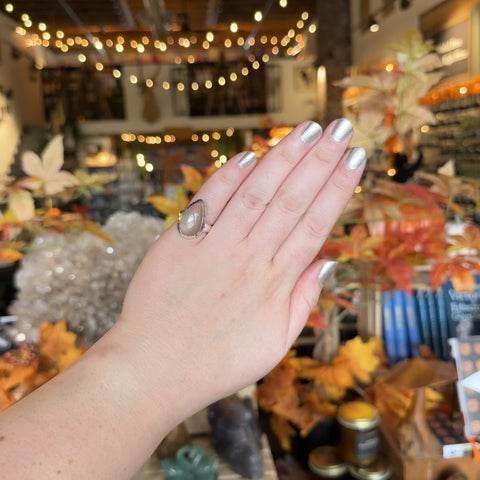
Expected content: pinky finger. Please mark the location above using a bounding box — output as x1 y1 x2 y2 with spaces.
286 261 338 347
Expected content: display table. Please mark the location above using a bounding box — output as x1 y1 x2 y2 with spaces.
132 434 279 479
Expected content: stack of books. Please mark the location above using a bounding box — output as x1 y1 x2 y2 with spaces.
380 275 480 365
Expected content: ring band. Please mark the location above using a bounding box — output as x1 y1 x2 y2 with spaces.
177 199 212 238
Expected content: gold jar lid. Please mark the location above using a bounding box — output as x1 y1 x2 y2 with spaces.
337 401 379 431
348 457 391 480
308 445 348 478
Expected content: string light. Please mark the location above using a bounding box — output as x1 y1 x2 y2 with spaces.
6 4 314 90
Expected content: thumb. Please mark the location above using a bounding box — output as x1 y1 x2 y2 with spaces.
287 261 338 346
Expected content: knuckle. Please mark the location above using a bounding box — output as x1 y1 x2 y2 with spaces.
241 185 268 211
312 145 338 167
275 189 304 216
275 146 299 167
301 211 330 241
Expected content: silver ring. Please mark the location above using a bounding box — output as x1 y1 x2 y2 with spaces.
177 199 212 238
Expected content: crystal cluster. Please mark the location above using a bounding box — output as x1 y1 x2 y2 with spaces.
9 212 164 345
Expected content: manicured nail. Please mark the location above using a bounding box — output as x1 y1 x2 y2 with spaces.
330 118 353 143
237 151 257 168
318 261 338 284
345 147 366 170
300 121 323 143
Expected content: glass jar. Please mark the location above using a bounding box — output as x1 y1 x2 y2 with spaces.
308 445 349 479
348 457 391 480
337 401 379 467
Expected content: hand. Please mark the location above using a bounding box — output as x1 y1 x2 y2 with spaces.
0 119 366 480
119 118 366 417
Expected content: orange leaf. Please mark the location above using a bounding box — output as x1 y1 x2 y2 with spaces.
270 413 296 452
307 307 327 329
38 320 86 371
0 248 24 262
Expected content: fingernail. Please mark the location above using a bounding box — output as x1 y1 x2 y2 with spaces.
330 118 353 143
300 121 323 143
237 151 257 168
318 261 338 284
345 147 366 170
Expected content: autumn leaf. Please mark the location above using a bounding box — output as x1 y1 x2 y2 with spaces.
148 186 189 228
0 344 38 391
430 256 480 292
301 362 354 401
180 164 203 193
0 241 25 263
38 320 86 372
319 224 382 262
270 413 296 452
83 220 114 243
333 336 381 385
448 224 480 254
306 307 327 329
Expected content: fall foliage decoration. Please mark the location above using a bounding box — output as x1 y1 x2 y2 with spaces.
256 337 386 451
0 135 115 260
0 320 86 411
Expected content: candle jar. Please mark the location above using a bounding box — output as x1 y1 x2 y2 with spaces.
337 401 379 467
348 457 391 480
308 445 349 479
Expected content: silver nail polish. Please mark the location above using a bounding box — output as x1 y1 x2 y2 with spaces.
318 261 338 284
345 147 366 171
330 118 353 143
237 151 257 168
300 121 323 143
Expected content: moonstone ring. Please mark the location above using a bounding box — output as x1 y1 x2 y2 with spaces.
177 199 212 238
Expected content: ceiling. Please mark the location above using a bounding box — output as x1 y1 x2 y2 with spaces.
5 0 317 39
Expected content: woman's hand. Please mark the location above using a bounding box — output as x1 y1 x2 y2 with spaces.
0 119 366 480
119 118 366 414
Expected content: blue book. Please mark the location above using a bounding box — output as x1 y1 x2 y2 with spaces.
426 289 442 359
381 291 397 365
401 290 421 357
392 290 409 360
415 289 433 352
435 288 450 361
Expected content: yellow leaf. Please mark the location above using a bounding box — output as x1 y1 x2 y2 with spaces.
84 220 114 243
333 336 381 385
180 164 204 193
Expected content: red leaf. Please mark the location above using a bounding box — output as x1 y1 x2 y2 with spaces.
307 307 327 329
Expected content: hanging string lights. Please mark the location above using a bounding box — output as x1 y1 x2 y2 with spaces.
4 1 316 91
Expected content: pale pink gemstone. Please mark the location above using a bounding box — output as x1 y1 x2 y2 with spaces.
178 200 205 237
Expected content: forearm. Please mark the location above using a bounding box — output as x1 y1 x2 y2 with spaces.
0 321 190 480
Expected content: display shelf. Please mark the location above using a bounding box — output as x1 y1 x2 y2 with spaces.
420 94 480 178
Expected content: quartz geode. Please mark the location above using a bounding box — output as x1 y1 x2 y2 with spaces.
9 211 164 345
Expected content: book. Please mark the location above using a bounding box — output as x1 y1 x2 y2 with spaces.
401 290 421 357
435 288 451 361
415 289 433 352
381 291 397 365
392 289 409 361
442 274 480 338
426 289 442 359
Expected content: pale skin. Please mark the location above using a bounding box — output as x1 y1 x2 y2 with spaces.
0 119 366 479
